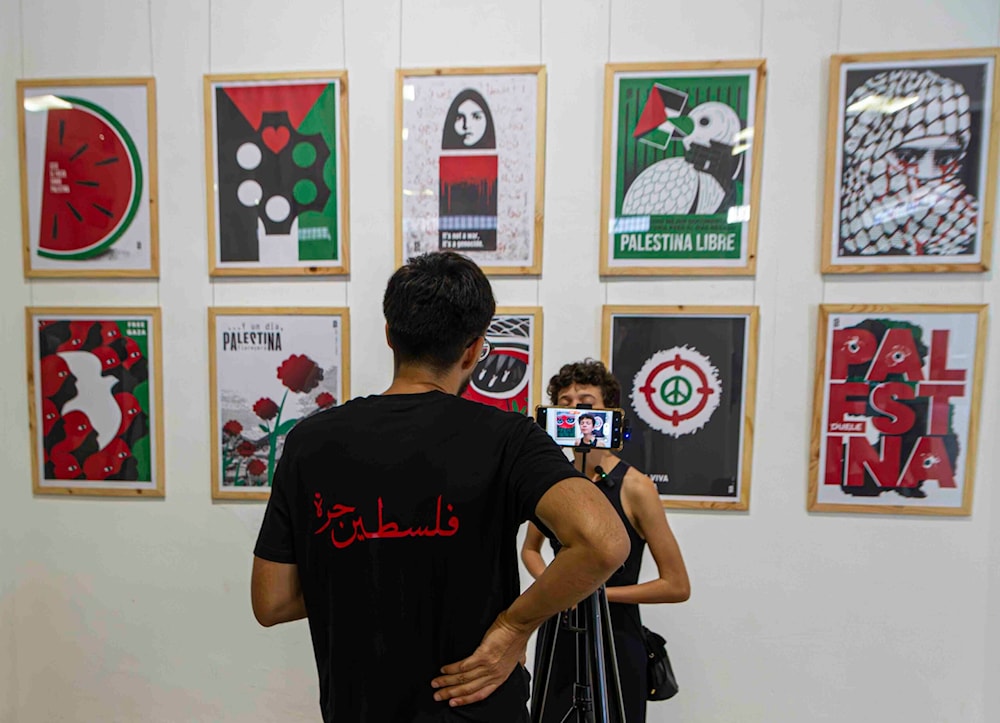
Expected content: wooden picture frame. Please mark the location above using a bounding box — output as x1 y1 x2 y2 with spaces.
821 48 1000 273
395 65 547 275
809 304 987 515
600 60 767 277
461 306 543 415
602 305 759 510
26 307 164 497
18 77 159 278
209 307 350 500
204 71 350 277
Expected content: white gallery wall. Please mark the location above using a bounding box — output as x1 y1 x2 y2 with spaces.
1 0 999 720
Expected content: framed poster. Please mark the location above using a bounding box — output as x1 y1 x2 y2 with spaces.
600 61 766 276
461 307 542 414
209 307 349 500
602 306 758 510
396 66 546 275
809 305 987 515
26 307 164 496
17 78 158 278
205 71 350 276
822 49 1000 272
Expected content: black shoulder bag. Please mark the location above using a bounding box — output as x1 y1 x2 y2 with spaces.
642 626 678 701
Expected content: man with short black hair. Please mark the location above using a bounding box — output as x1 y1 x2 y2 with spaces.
252 252 629 722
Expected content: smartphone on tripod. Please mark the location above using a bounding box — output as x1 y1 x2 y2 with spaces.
535 406 625 451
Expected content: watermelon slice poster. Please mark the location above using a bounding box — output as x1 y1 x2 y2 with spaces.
206 74 349 275
461 309 541 415
28 308 163 496
18 79 157 277
209 309 348 500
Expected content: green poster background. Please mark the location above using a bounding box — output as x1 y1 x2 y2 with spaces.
613 73 751 261
115 319 152 481
296 83 339 261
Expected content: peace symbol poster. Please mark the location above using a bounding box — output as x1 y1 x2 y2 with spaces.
603 306 758 510
600 61 766 276
27 307 164 496
18 78 158 278
460 307 542 415
809 305 986 515
822 49 999 273
396 66 546 275
205 72 350 276
209 308 349 500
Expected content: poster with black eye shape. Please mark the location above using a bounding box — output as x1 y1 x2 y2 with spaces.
205 72 350 276
809 305 987 515
822 49 1000 273
460 307 542 415
26 307 164 497
396 67 546 275
17 77 158 279
209 308 350 501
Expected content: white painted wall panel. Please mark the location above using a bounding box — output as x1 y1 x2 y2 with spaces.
0 0 998 721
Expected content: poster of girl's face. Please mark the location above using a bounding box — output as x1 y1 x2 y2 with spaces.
397 67 546 274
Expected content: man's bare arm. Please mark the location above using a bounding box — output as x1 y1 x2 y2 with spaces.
251 556 307 627
431 476 629 707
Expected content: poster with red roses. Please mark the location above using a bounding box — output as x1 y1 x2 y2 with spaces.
26 307 164 496
209 307 349 500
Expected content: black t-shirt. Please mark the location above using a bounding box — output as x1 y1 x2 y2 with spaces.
254 391 584 723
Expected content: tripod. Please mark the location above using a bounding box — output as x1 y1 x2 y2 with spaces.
529 445 627 723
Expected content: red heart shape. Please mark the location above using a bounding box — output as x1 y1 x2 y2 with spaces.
261 126 290 154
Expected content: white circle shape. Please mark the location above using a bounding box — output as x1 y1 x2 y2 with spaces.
630 345 722 437
237 180 262 207
236 142 262 170
265 195 291 222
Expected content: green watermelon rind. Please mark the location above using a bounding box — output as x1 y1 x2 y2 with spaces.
37 95 144 261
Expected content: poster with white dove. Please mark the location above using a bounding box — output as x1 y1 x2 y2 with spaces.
822 50 1000 273
600 61 766 275
27 307 164 496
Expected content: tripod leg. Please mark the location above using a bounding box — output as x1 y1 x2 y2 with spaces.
530 614 560 722
597 587 627 723
584 592 612 723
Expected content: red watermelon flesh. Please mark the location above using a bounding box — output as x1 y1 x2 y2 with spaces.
39 104 137 257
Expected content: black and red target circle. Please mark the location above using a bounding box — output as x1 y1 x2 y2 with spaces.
638 353 716 425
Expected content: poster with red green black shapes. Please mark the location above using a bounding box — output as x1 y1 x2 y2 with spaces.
18 79 157 278
206 73 349 276
28 308 163 496
210 309 349 500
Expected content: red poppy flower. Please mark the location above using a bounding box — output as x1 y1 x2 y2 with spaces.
237 441 255 457
223 420 243 436
253 397 279 420
316 392 336 408
277 354 324 394
247 459 267 477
